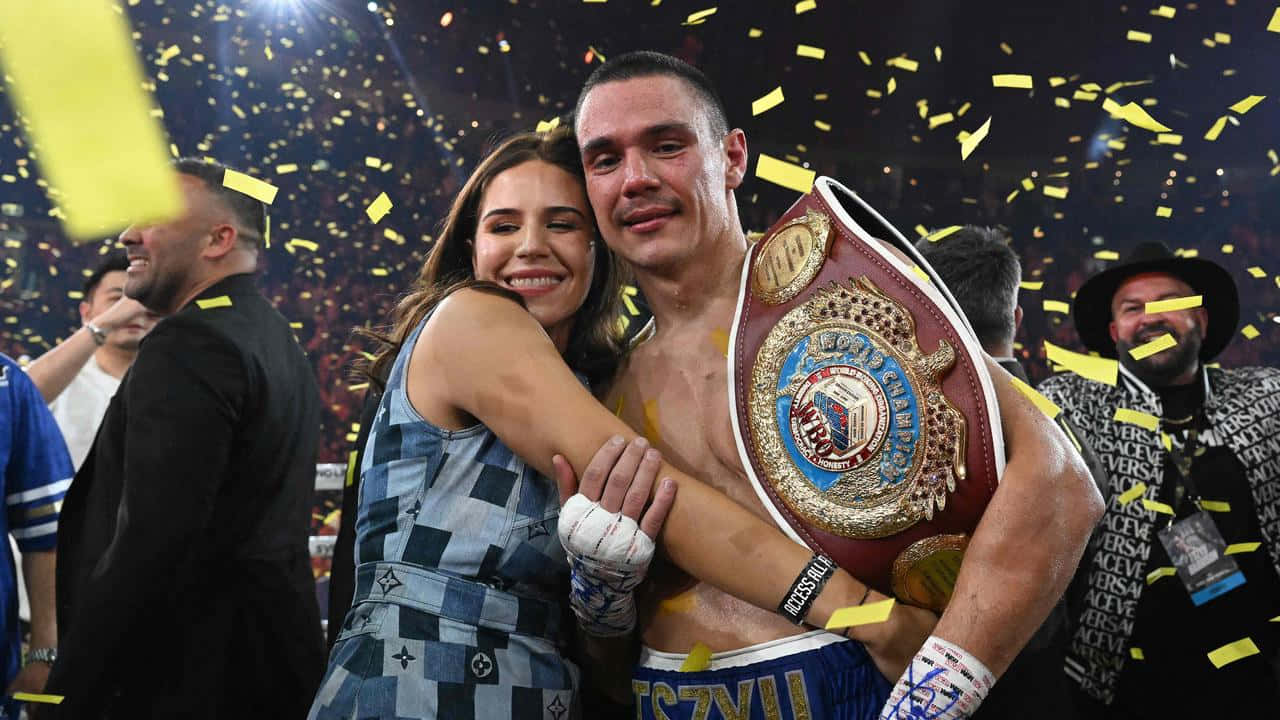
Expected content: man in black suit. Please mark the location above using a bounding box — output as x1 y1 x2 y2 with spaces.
44 159 325 718
915 225 1109 719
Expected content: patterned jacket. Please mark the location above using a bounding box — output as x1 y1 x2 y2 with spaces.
1038 364 1280 704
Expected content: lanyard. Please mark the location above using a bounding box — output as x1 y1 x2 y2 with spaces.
1162 413 1207 525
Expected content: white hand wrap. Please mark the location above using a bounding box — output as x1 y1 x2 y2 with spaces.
557 493 656 637
879 635 997 720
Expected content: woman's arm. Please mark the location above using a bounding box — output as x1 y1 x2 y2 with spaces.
417 290 923 656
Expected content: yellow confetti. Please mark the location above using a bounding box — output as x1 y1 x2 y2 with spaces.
999 42 1013 55
1154 206 1173 218
795 0 816 13
12 693 63 705
1242 324 1260 340
682 7 717 25
370 268 389 277
344 450 359 487
1225 542 1261 555
826 598 896 629
1118 483 1148 506
275 163 299 174
887 77 897 95
1043 186 1069 199
1045 341 1119 385
858 50 871 65
286 238 319 252
1102 99 1173 133
925 225 963 243
796 44 826 60
1270 8 1280 32
0 1 184 239
222 169 279 205
1142 498 1175 515
935 45 942 62
1114 408 1160 432
814 120 832 131
1199 500 1231 513
751 86 785 116
1208 638 1259 669
1156 133 1182 145
1229 95 1266 114
196 295 233 310
1019 280 1043 290
992 74 1033 89
1222 244 1235 254
1073 90 1098 102
1152 5 1176 18
1010 376 1060 419
710 328 729 357
1214 32 1232 44
1130 647 1145 660
1145 296 1201 313
535 116 561 133
756 153 815 193
679 642 713 672
1205 116 1229 141
1055 97 1071 108
960 116 992 161
1127 30 1152 43
1247 266 1267 278
928 112 955 129
1094 250 1120 261
748 28 763 38
365 156 382 168
1043 300 1071 314
1129 333 1175 360
886 56 918 72
1049 76 1067 87
366 192 393 223
1146 567 1175 584
659 588 697 614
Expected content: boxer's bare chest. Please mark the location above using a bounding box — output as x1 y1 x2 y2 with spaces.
605 324 805 651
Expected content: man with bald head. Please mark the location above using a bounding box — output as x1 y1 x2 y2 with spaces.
44 159 325 718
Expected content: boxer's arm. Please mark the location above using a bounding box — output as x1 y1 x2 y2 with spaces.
930 356 1103 676
422 290 920 653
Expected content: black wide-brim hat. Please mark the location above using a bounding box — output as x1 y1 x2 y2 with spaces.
1072 241 1239 360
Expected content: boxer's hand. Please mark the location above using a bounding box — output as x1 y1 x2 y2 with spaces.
857 596 939 682
552 437 676 636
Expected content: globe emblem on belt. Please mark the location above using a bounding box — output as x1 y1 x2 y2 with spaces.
788 364 890 474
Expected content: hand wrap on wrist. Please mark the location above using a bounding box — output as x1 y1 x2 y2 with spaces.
557 493 656 637
879 635 996 720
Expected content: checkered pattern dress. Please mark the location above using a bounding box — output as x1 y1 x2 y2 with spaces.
309 317 578 720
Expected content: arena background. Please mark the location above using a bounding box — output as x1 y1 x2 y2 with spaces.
1 0 1277 609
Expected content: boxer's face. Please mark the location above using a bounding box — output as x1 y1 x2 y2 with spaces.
471 159 596 352
576 75 744 271
1109 272 1207 385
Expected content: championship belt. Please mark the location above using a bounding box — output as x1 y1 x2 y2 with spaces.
729 177 1005 612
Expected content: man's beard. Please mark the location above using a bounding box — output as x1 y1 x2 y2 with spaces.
1116 321 1204 386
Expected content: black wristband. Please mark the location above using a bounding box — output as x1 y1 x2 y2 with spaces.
777 553 837 625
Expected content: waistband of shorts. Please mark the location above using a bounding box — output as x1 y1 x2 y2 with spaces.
351 561 563 641
638 629 849 672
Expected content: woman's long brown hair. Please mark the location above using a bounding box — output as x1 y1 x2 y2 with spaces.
360 127 627 390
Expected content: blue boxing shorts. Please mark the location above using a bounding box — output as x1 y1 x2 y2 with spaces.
631 630 891 720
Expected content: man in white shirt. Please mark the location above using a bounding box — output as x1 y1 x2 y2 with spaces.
27 251 158 468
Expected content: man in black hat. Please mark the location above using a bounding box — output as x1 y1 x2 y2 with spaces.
1038 242 1280 718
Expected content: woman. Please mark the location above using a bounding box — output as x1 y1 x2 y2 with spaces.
311 128 925 719
310 129 670 719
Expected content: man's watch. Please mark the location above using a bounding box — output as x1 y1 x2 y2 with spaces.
84 322 108 346
25 646 56 666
